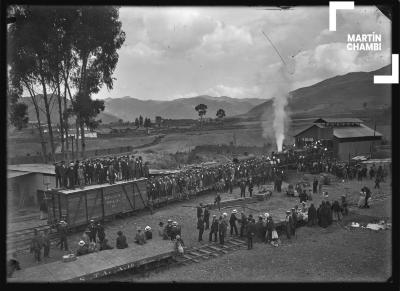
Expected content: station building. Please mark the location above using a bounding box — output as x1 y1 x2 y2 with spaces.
294 118 382 161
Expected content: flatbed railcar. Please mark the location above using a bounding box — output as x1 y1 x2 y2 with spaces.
45 178 149 229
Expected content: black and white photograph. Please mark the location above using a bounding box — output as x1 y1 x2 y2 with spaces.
4 2 399 283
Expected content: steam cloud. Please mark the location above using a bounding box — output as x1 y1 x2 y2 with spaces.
260 64 293 152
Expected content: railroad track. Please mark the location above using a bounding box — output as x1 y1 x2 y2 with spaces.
171 237 248 267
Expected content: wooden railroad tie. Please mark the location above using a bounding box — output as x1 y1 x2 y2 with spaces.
207 245 228 254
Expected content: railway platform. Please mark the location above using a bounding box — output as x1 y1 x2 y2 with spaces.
8 237 175 282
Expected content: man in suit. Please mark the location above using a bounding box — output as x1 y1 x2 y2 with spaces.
246 218 255 250
55 162 62 188
197 215 205 242
203 205 210 230
209 215 218 242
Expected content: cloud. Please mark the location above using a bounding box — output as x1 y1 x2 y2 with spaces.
205 84 259 98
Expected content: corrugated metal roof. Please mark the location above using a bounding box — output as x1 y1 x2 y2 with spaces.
293 124 324 137
314 117 363 123
8 170 33 179
8 164 55 175
333 124 382 139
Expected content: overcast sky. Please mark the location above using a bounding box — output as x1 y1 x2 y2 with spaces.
94 6 391 101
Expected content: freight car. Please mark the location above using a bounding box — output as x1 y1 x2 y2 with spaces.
45 178 148 230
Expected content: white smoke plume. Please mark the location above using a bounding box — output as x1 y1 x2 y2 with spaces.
260 63 293 152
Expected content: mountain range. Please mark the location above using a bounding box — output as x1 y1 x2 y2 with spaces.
102 95 265 121
19 64 391 125
240 65 391 120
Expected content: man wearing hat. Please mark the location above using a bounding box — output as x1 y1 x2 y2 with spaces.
116 230 128 249
88 220 97 243
165 219 173 239
66 162 76 189
197 214 205 242
171 221 181 240
135 227 146 245
209 215 219 242
144 226 152 240
76 240 89 256
239 212 248 238
55 161 62 188
204 205 210 230
56 219 69 251
218 215 228 245
246 217 256 250
197 203 203 219
265 214 275 243
229 210 238 236
285 210 293 239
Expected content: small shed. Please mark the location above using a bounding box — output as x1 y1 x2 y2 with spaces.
7 164 56 209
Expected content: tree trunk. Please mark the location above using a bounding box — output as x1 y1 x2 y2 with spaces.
64 84 69 151
27 87 48 163
56 78 65 160
80 122 85 158
75 118 79 160
29 92 47 164
79 55 89 159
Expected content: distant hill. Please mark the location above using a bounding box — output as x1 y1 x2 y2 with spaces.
20 95 120 125
102 95 265 121
241 65 392 120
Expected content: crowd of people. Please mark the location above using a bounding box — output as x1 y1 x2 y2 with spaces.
146 156 285 202
193 190 351 250
54 155 150 189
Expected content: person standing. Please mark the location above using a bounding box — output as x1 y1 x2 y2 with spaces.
285 210 293 239
197 215 205 242
214 193 221 211
88 220 97 243
247 177 254 197
246 218 255 250
204 205 210 230
307 203 317 226
229 209 239 236
340 195 348 216
209 215 218 242
57 220 69 251
197 203 203 219
239 212 247 238
362 186 371 208
219 214 228 245
240 179 246 198
291 208 297 237
374 175 381 189
55 162 62 188
30 229 43 263
97 222 106 244
265 215 275 244
313 177 318 194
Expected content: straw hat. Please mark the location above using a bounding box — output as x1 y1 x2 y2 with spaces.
172 221 178 226
264 213 270 218
145 226 151 231
222 213 228 217
78 240 85 246
232 209 237 214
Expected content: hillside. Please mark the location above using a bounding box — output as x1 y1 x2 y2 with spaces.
19 96 120 125
102 95 265 121
241 65 392 120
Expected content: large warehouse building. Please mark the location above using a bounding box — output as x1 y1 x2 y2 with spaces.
294 118 382 161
